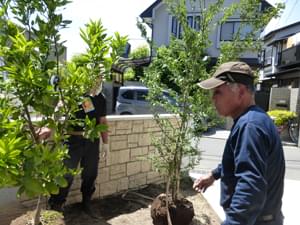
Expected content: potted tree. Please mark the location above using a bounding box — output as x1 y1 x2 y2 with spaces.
0 1 127 224
141 0 283 225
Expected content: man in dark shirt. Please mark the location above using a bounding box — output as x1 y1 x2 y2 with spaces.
47 76 108 219
193 61 285 225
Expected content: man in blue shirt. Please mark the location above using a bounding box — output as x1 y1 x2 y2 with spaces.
193 61 285 225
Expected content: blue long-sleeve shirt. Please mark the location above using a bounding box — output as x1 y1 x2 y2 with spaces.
212 105 285 225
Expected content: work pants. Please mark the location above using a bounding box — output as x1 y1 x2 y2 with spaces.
48 135 100 205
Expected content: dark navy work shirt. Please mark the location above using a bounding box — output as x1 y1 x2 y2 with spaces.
73 93 106 132
212 105 285 225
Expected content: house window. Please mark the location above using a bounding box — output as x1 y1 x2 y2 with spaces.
220 21 252 41
275 42 282 66
171 17 178 36
220 22 235 41
258 50 264 65
187 16 193 28
178 24 182 39
264 46 273 66
194 16 200 31
171 16 182 38
171 15 201 38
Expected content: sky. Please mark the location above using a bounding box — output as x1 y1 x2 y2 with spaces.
60 0 156 60
267 0 284 6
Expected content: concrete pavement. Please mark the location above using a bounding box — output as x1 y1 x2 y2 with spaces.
190 130 300 225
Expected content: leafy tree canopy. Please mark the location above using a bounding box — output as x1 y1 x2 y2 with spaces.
142 0 284 212
0 1 127 223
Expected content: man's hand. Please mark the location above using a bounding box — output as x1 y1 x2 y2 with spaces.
36 127 52 141
193 172 215 193
102 143 109 158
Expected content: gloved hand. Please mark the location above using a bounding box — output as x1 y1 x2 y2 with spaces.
102 143 110 166
102 143 109 158
36 127 52 141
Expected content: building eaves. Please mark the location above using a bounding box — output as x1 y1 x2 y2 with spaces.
112 57 151 74
265 21 300 42
140 0 162 18
261 0 300 39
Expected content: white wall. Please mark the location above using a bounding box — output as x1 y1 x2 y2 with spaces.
152 3 170 47
150 0 257 60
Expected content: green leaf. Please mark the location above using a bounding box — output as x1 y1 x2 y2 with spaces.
23 177 44 197
46 182 59 195
55 176 68 188
17 186 25 198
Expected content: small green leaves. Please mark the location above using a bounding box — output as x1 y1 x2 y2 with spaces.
83 116 108 141
78 20 128 83
23 176 44 197
0 0 126 214
0 136 26 188
0 0 72 200
267 110 297 126
142 0 281 201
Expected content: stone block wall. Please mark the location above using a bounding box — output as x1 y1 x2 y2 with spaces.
268 87 300 144
20 115 176 207
290 88 300 113
64 115 168 205
269 87 290 110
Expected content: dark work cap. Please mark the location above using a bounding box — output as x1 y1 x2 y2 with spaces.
198 61 254 90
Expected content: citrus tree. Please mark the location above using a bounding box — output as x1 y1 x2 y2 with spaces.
142 0 283 224
0 1 127 224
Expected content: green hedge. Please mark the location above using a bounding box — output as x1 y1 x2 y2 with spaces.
267 110 297 126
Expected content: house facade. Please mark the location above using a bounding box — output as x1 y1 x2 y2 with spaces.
140 0 271 67
259 0 300 114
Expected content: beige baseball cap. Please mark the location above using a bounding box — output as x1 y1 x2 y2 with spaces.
198 61 254 89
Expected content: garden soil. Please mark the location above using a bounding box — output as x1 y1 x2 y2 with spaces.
2 179 221 225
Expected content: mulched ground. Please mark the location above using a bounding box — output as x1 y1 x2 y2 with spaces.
3 178 221 225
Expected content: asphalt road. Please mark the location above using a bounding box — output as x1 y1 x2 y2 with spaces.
190 136 300 180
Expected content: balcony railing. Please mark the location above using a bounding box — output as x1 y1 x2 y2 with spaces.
279 44 300 67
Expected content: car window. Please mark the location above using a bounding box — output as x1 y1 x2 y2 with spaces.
163 91 177 105
121 90 134 100
137 90 148 101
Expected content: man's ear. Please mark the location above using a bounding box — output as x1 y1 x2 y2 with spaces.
238 84 246 97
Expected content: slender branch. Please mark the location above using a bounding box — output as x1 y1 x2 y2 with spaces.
55 36 60 76
23 105 39 143
166 176 172 225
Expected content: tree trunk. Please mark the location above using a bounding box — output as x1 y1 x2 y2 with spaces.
33 195 41 225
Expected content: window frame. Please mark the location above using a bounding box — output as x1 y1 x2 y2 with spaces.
264 45 273 66
170 14 201 39
219 20 254 42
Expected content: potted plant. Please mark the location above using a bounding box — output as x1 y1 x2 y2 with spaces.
141 0 282 224
142 1 225 224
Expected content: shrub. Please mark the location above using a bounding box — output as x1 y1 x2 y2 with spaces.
124 68 135 81
267 110 297 126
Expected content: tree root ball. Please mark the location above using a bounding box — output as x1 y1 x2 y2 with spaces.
151 193 194 225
